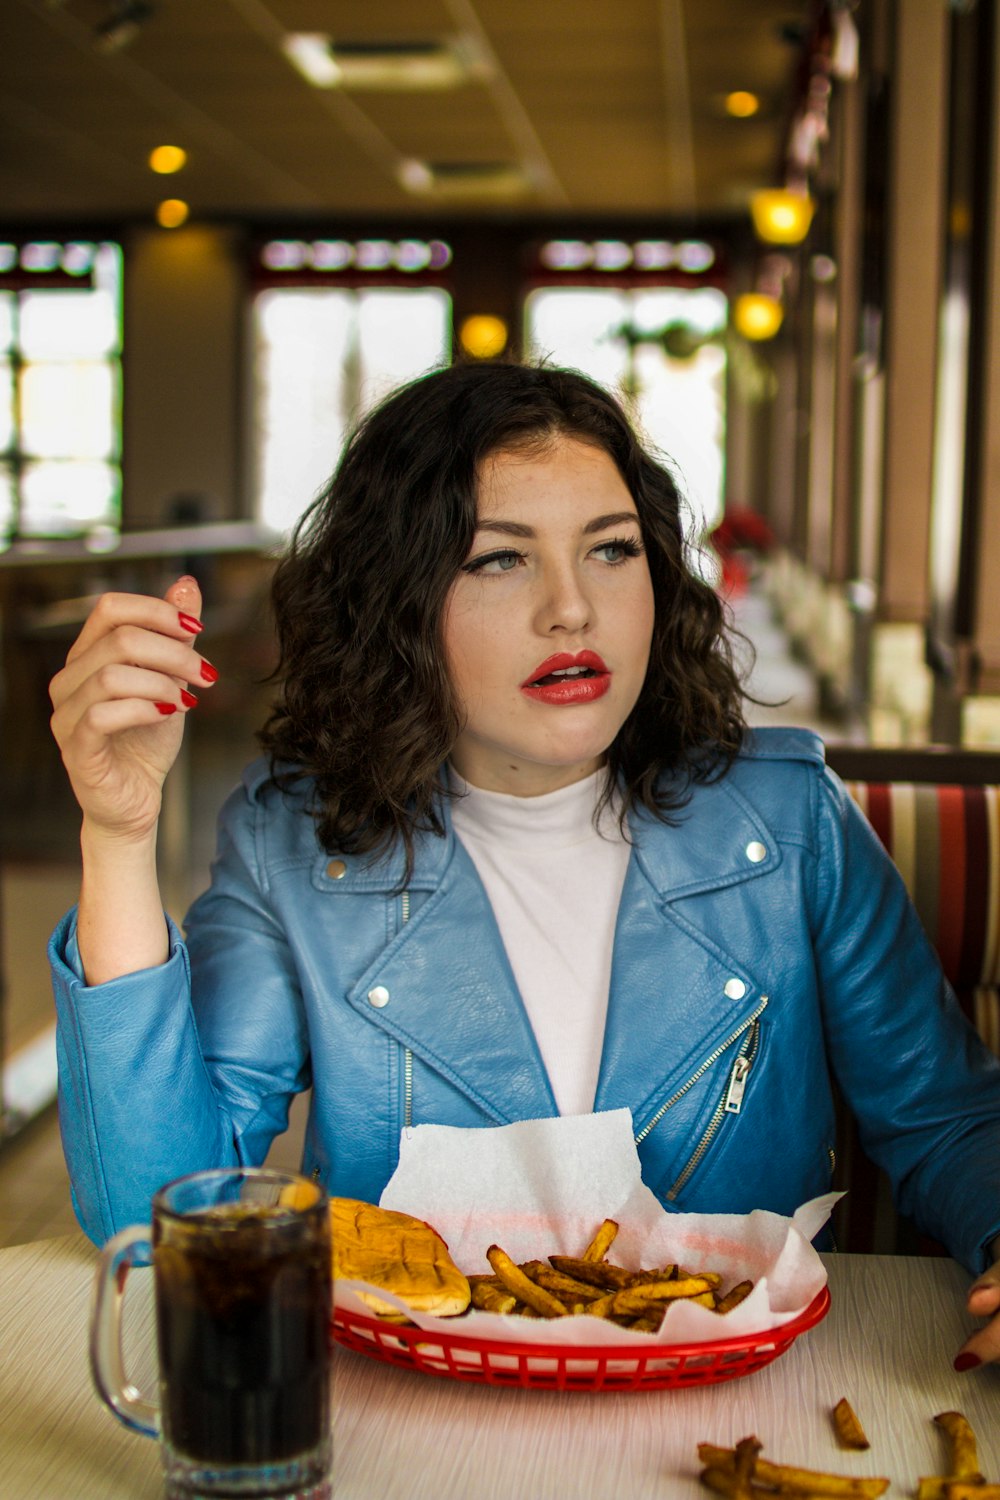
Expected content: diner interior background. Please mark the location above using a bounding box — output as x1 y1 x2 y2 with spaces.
1 0 999 1245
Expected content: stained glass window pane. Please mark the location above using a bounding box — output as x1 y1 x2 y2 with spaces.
19 459 118 536
20 362 117 459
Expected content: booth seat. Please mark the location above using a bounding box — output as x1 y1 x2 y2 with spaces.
824 745 1000 1255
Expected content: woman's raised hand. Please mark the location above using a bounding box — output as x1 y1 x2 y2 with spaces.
49 575 217 844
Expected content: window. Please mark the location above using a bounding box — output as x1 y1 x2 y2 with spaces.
252 238 452 533
0 241 122 544
524 244 728 538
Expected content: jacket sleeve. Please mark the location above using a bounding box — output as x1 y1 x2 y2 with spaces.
50 779 310 1245
810 766 1000 1273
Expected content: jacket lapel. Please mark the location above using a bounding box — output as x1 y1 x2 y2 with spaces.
595 777 776 1124
342 829 558 1124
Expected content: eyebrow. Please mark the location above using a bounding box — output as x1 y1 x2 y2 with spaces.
474 511 641 539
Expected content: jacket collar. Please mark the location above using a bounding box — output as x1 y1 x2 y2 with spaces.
628 772 781 899
312 766 780 897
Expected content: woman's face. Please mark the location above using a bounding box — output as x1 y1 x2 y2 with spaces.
442 434 655 796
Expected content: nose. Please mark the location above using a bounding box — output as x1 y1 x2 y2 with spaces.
533 560 592 635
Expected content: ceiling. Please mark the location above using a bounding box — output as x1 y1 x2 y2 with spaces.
1 0 812 226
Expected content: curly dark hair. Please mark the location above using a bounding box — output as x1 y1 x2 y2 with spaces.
260 360 747 872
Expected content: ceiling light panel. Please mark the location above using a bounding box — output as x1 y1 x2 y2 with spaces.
282 33 490 90
398 159 534 198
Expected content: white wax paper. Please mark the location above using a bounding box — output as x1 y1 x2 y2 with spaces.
333 1109 836 1346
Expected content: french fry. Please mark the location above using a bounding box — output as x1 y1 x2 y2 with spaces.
697 1444 890 1499
469 1281 517 1315
700 1468 752 1498
627 1264 678 1285
699 1448 763 1500
733 1436 763 1500
548 1255 635 1289
486 1245 569 1318
579 1289 619 1319
576 1276 717 1322
714 1279 754 1314
613 1276 717 1310
532 1266 607 1302
917 1411 986 1500
582 1218 619 1261
832 1397 870 1451
935 1412 983 1481
944 1488 1000 1500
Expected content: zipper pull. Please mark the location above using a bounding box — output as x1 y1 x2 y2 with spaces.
724 1055 750 1114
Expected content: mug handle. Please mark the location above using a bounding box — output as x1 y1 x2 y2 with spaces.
89 1224 160 1438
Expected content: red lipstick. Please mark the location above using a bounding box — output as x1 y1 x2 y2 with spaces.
520 650 611 705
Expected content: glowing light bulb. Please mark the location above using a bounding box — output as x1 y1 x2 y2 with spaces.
734 293 783 341
725 91 760 119
156 198 190 229
750 188 815 245
149 145 187 175
459 314 508 360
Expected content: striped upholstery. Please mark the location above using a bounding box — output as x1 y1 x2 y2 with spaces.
833 780 1000 1254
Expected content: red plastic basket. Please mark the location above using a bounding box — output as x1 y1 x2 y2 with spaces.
331 1284 830 1391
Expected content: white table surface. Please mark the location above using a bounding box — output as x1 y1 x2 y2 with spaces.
0 1234 997 1499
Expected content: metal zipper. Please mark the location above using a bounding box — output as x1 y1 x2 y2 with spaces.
633 996 768 1197
633 997 768 1146
401 891 413 1129
665 1013 764 1200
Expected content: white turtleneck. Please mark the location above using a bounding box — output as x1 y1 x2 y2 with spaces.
449 769 632 1116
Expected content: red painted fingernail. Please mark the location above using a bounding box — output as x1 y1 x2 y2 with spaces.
155 702 177 716
953 1352 982 1372
178 612 203 634
200 661 219 683
180 690 198 708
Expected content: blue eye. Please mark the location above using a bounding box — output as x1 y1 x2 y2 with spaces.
592 536 644 564
462 548 523 575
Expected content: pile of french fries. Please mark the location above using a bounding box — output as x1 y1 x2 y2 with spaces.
699 1407 999 1500
469 1217 753 1328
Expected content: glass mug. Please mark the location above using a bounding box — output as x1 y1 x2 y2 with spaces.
90 1167 332 1499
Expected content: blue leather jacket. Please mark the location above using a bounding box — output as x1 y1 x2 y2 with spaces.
50 728 1000 1271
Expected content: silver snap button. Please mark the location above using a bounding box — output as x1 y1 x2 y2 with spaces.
326 858 347 880
367 985 390 1008
746 841 767 864
724 977 747 1001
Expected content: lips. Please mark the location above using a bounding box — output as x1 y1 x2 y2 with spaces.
520 650 611 705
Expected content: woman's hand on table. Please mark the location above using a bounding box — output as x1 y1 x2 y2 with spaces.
955 1245 1000 1370
49 576 215 843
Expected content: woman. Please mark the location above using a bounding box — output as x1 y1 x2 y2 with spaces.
49 360 1000 1369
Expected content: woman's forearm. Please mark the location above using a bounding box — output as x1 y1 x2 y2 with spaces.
77 819 169 985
